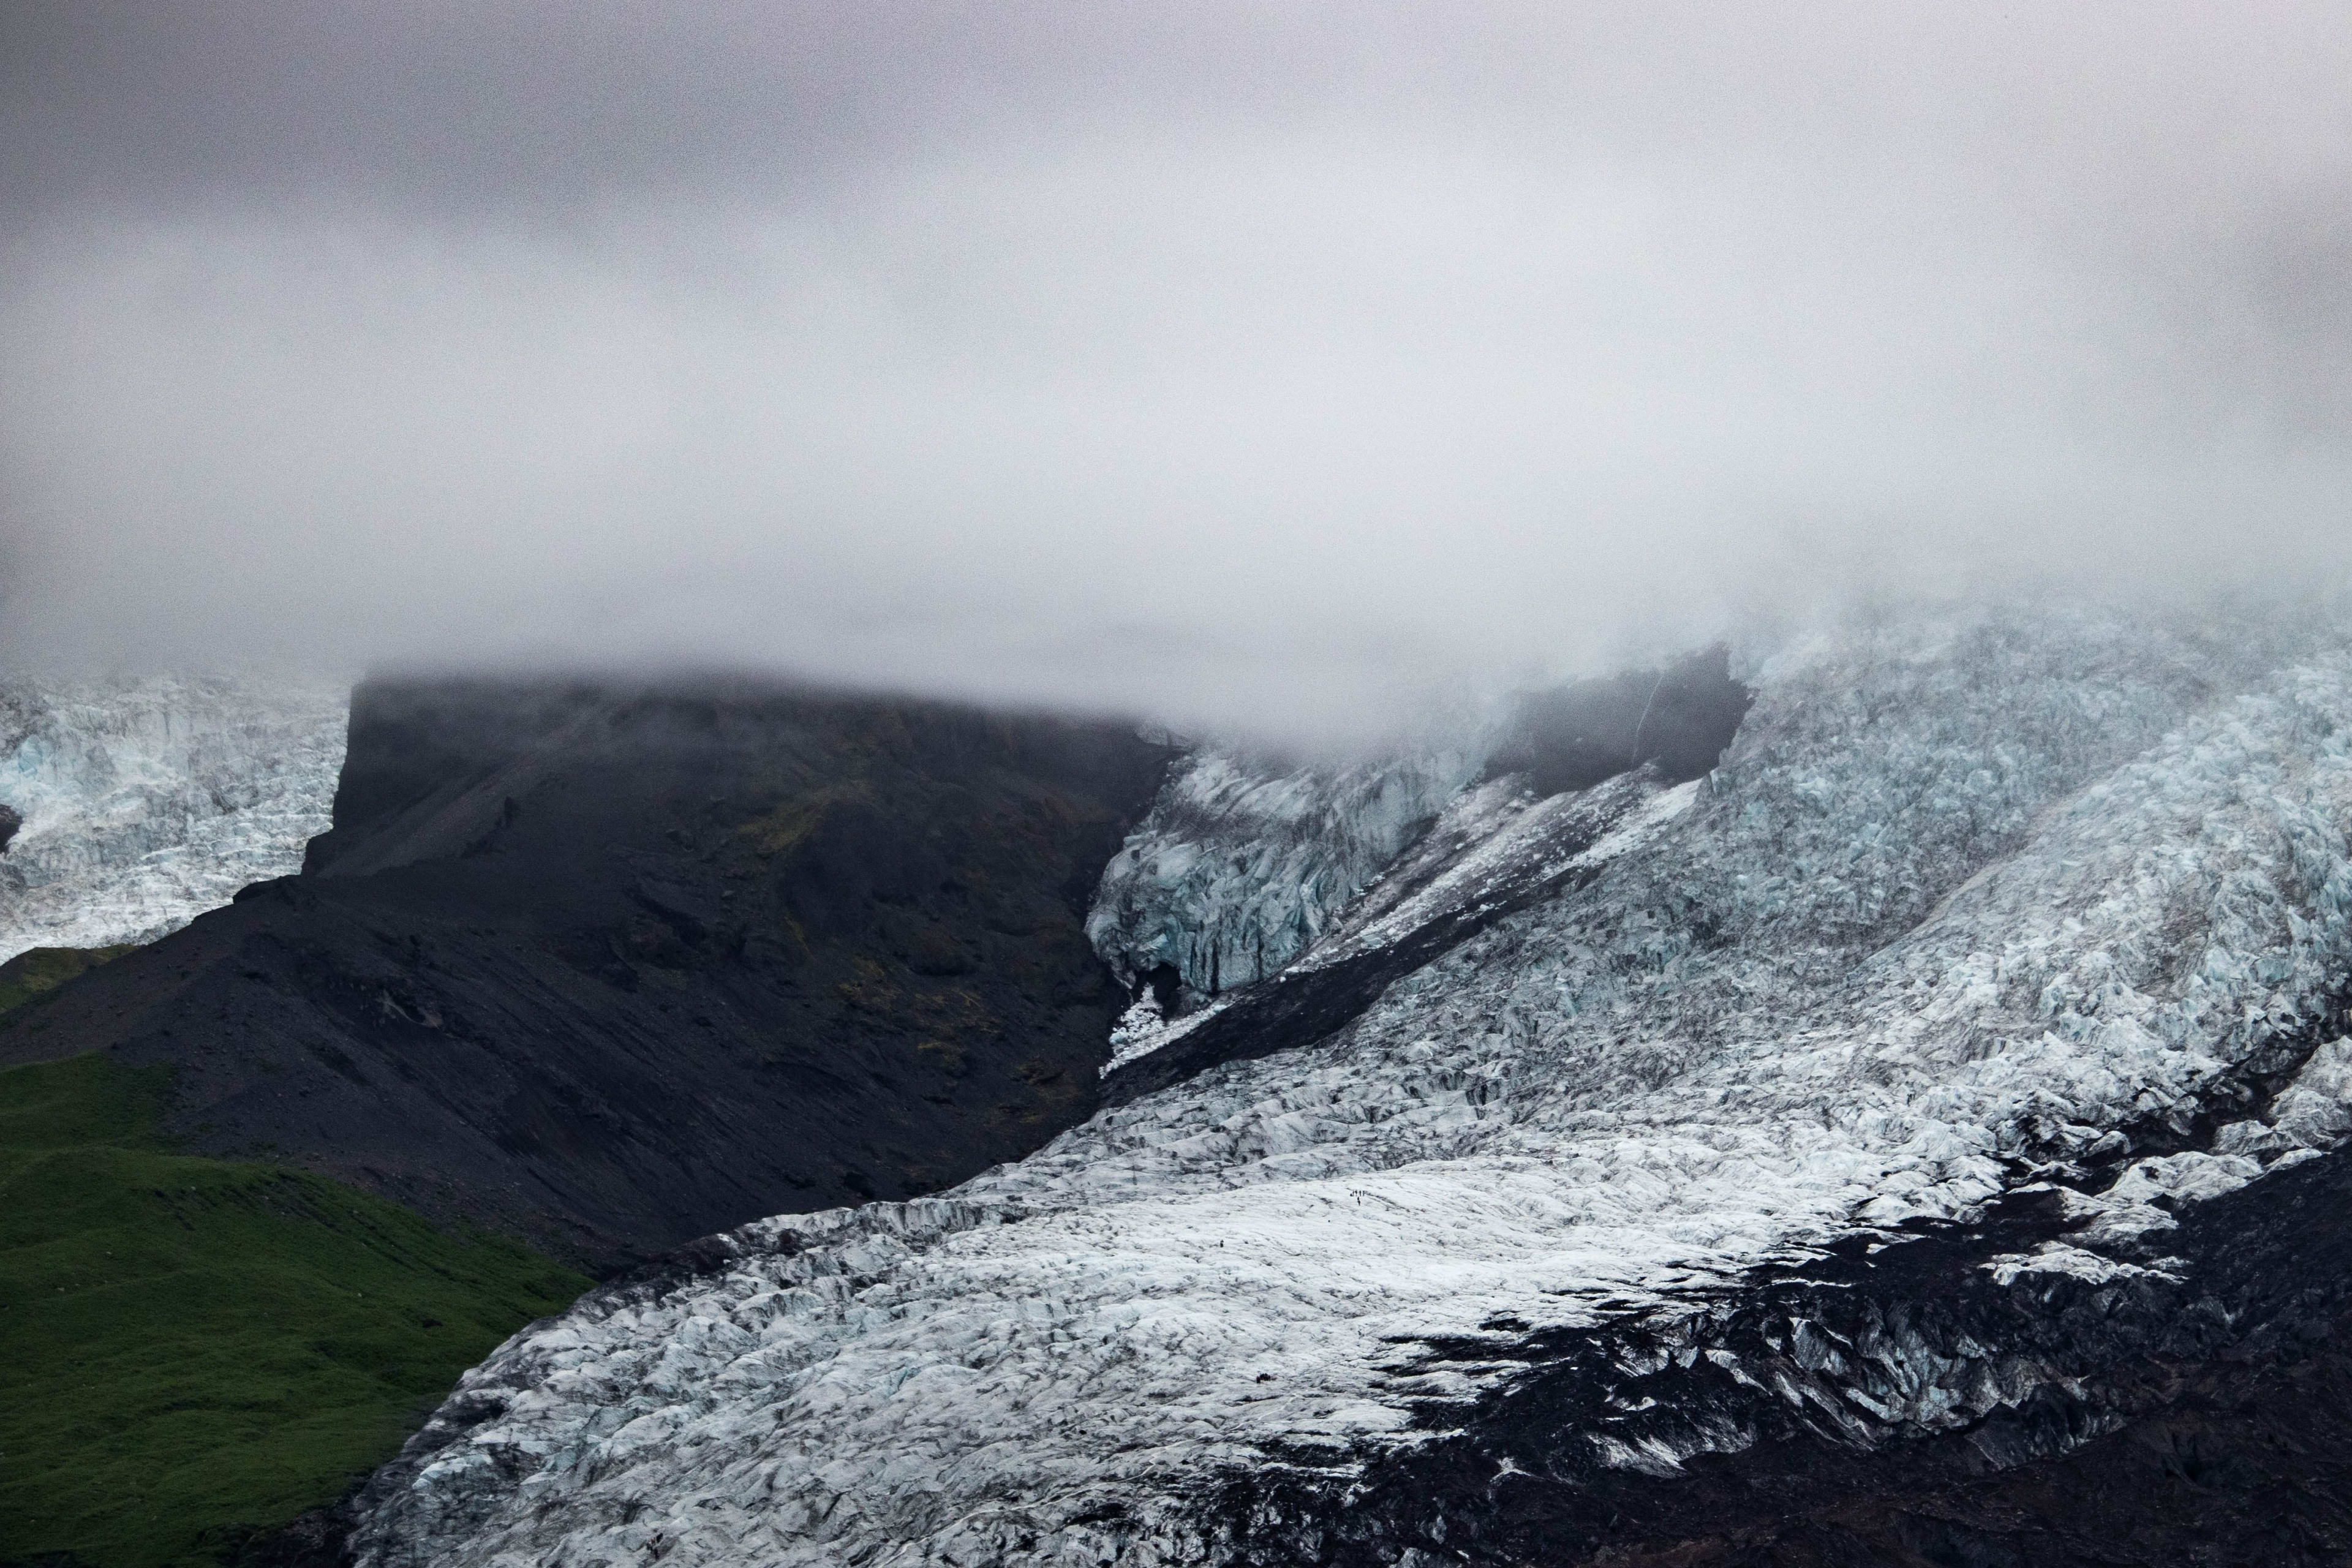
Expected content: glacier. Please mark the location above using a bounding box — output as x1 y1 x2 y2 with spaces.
0 676 349 964
1087 742 1485 1008
350 605 2352 1566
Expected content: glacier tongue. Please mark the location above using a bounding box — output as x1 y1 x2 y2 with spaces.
350 608 2352 1568
0 676 349 963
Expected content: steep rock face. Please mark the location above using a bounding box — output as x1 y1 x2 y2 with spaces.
347 608 2352 1566
0 677 347 963
0 679 1172 1268
1479 643 1756 797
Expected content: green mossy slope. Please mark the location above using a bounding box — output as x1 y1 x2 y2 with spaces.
0 1052 590 1568
0 946 136 1017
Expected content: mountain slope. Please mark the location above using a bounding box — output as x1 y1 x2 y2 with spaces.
0 944 132 1015
345 608 2352 1567
0 1050 588 1568
0 679 1172 1271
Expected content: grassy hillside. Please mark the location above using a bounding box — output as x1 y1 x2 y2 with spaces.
0 946 135 1016
0 1051 591 1568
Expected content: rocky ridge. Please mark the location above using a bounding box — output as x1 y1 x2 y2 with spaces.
0 678 1173 1269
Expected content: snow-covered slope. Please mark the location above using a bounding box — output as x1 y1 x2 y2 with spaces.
0 677 349 963
350 607 2352 1567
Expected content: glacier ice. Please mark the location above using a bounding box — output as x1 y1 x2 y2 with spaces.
350 606 2352 1567
1087 744 1483 1005
0 676 349 963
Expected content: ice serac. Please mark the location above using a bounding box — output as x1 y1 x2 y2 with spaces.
0 677 348 963
1087 644 1754 1084
1086 742 1482 1009
1097 769 1698 1099
350 608 2352 1567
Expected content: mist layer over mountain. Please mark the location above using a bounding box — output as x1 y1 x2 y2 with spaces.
4 3 2350 742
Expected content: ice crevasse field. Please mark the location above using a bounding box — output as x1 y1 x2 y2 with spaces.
339 604 2352 1566
0 677 348 963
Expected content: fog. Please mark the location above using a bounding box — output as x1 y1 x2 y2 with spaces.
4 2 2348 741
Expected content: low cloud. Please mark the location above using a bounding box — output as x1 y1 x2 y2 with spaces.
4 3 2348 741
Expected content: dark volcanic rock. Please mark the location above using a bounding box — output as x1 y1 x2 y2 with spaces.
1484 643 1754 797
0 678 1173 1270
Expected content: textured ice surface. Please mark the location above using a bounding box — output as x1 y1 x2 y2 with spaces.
1099 771 1692 1077
0 677 349 963
1087 744 1483 1002
352 607 2352 1568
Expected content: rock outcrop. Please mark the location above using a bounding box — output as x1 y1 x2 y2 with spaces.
0 677 1172 1270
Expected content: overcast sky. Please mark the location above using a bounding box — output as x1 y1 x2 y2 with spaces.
4 2 2348 739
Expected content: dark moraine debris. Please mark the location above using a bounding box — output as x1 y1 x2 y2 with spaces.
1199 1115 2352 1567
0 802 20 854
0 677 1174 1270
